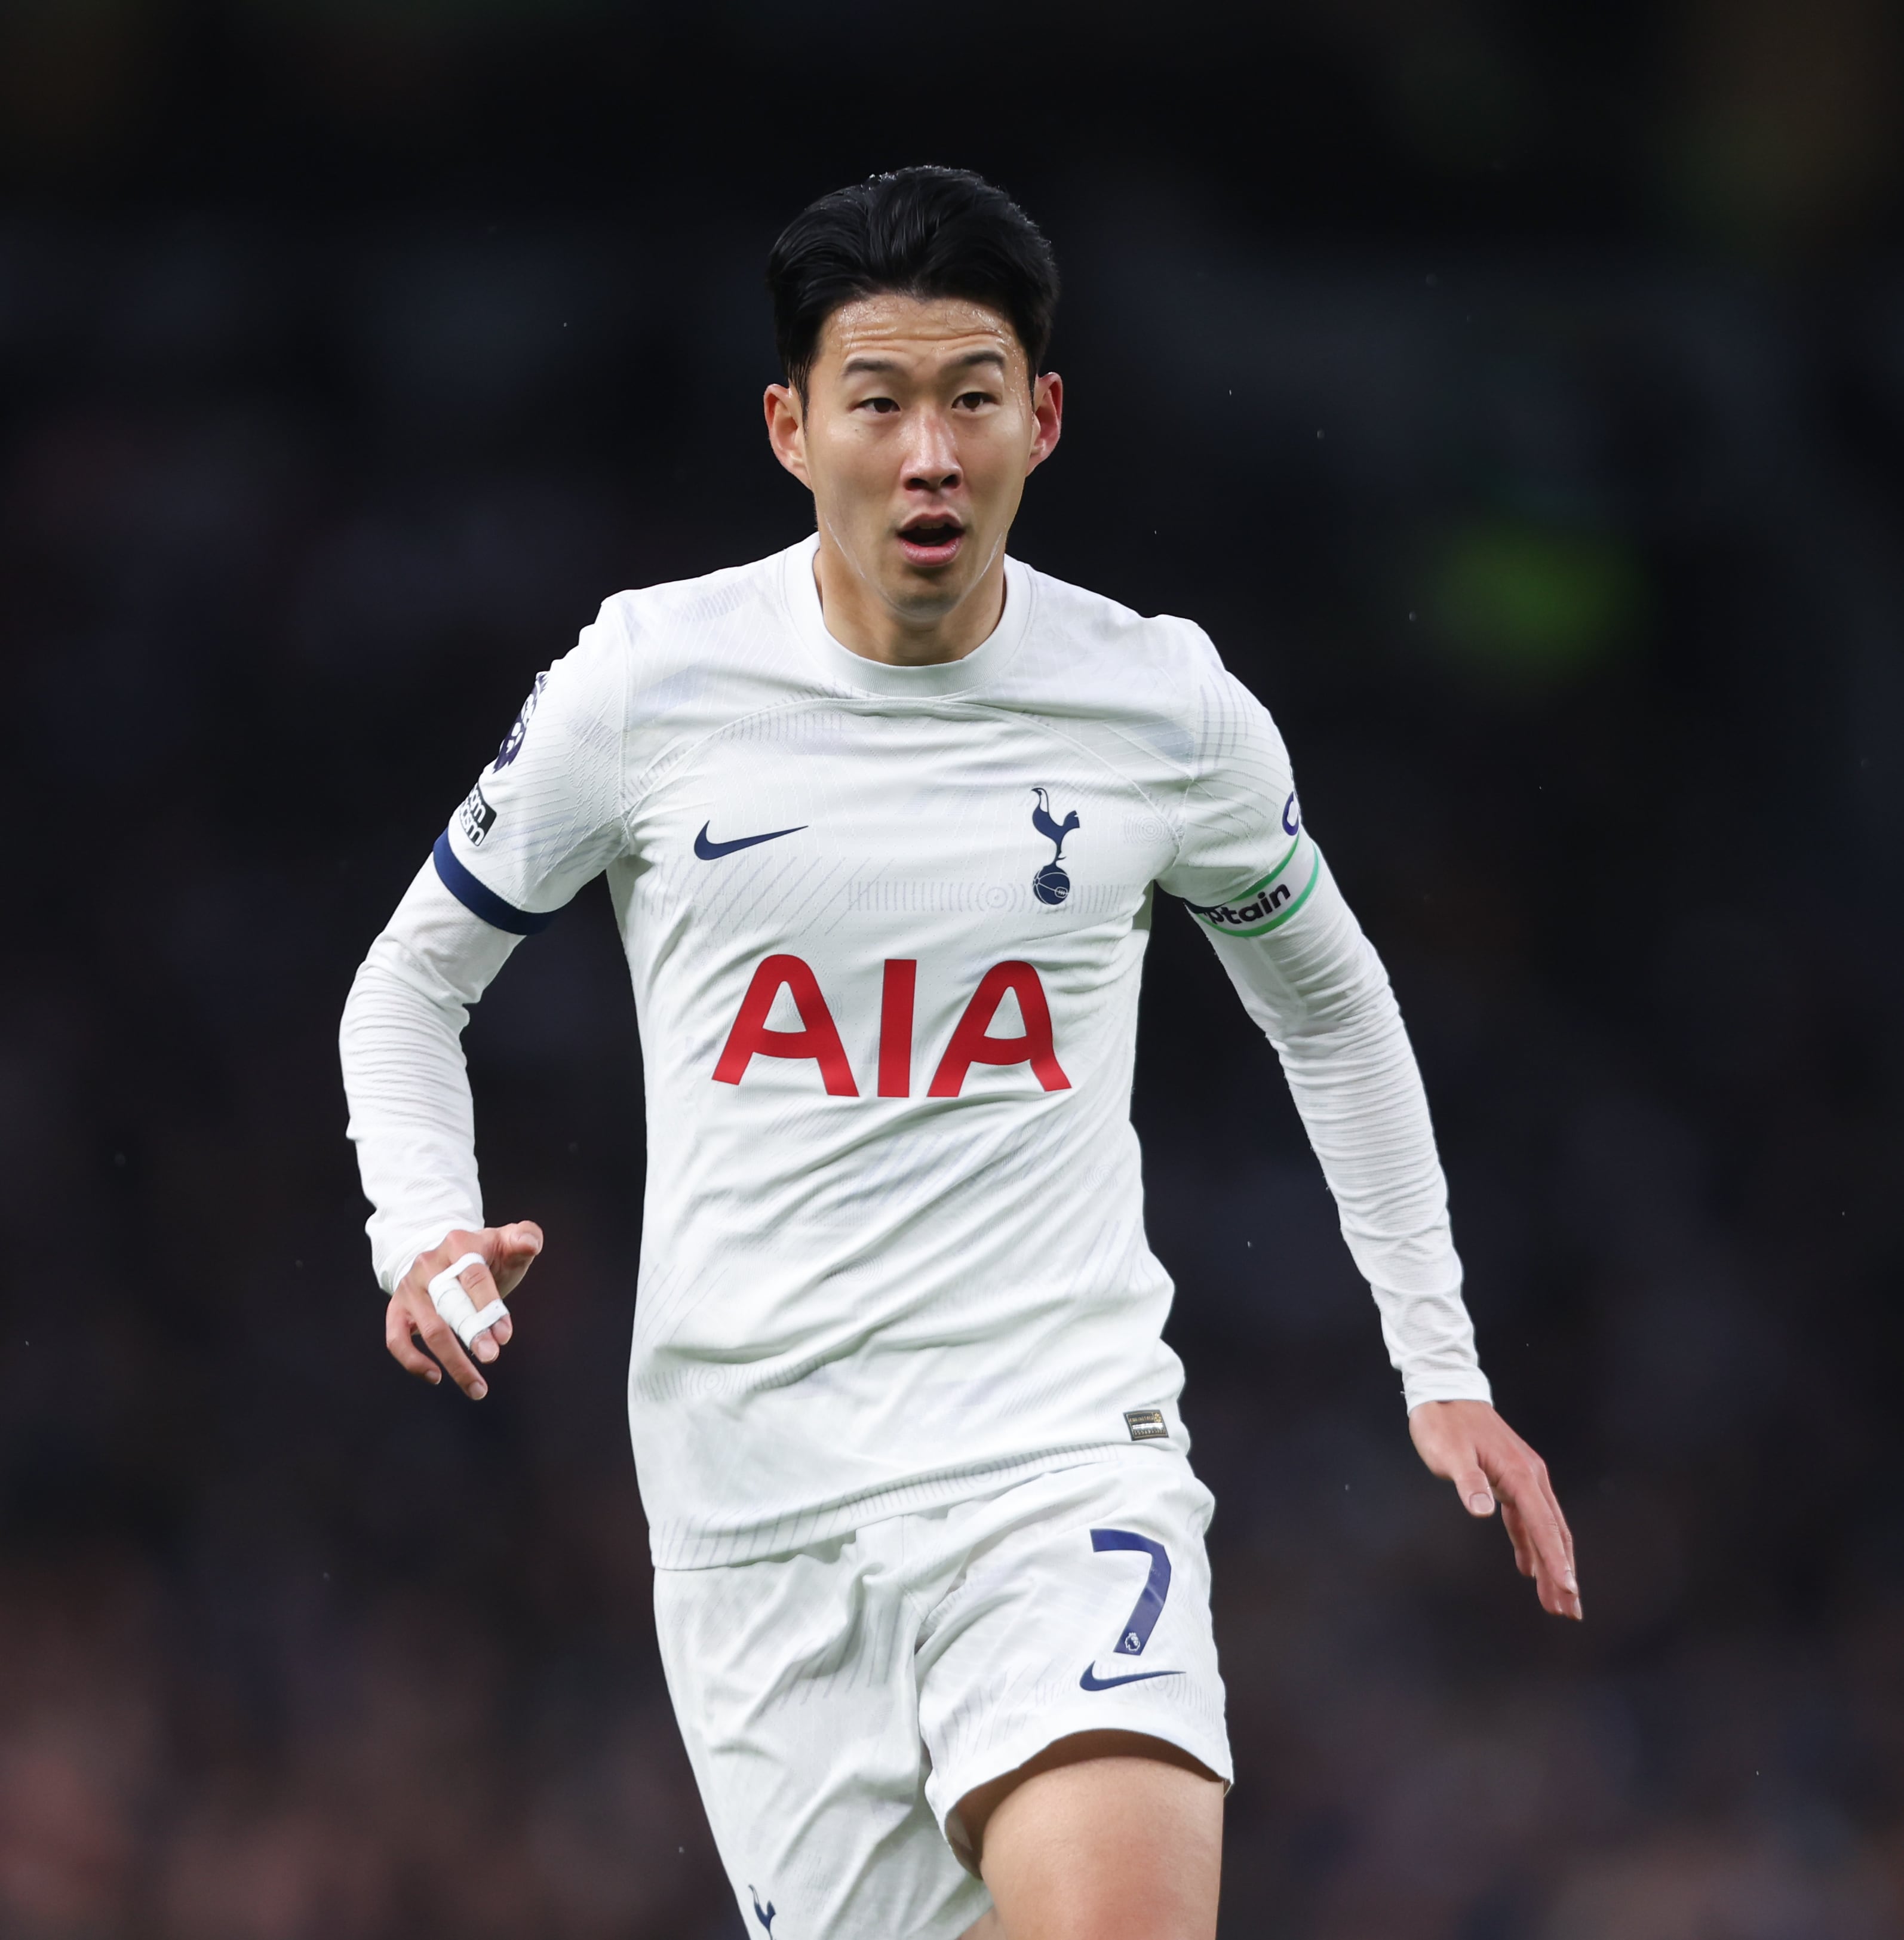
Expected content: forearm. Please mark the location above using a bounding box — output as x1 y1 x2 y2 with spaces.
339 862 521 1291
1203 859 1489 1408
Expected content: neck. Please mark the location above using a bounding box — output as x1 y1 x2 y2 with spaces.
811 529 1007 666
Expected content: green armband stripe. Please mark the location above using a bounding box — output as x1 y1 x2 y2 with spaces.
1186 844 1322 939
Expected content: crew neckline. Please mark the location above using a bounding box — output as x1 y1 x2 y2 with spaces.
781 533 1033 697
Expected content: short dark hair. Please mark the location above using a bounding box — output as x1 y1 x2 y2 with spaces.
766 167 1060 396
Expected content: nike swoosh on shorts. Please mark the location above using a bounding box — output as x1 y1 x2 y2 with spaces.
1078 1665 1183 1692
693 822 806 860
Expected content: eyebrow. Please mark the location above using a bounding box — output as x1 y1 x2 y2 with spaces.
839 347 1010 377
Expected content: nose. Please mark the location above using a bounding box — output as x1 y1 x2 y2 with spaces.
902 408 961 495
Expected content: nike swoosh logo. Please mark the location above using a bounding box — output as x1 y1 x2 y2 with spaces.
1079 1665 1183 1692
693 822 806 861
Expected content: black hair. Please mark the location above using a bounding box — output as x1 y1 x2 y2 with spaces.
766 167 1060 396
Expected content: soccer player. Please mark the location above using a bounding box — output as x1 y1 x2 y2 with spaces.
340 167 1579 1940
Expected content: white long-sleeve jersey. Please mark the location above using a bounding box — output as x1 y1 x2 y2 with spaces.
340 537 1489 1567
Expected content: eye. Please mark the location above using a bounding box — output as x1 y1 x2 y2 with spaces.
856 395 901 414
954 389 996 410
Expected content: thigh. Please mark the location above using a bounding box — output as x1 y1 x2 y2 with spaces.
654 1532 990 1940
914 1454 1233 1870
973 1735 1223 1940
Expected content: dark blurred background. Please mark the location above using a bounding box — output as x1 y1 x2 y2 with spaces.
4 1 1903 1934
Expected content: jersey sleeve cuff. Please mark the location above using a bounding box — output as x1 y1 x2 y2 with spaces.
432 832 558 936
1401 1369 1494 1412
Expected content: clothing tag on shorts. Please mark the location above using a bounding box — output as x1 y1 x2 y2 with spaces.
1123 1409 1168 1442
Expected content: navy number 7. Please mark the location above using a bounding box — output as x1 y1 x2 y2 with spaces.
1090 1528 1172 1656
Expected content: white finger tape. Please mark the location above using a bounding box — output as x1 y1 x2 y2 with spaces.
464 1298 507 1341
428 1252 508 1348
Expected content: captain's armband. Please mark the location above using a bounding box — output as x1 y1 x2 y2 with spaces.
1183 807 1322 941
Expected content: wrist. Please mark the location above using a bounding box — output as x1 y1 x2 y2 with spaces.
386 1216 481 1295
1402 1373 1493 1414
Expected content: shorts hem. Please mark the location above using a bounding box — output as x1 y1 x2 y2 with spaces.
929 1704 1234 1873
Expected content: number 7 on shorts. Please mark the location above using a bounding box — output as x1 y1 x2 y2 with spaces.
1090 1527 1172 1656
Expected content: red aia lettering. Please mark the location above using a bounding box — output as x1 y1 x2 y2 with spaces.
712 954 859 1096
878 959 916 1098
928 960 1071 1097
711 957 1068 1098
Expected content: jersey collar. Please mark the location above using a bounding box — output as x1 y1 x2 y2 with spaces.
781 533 1033 697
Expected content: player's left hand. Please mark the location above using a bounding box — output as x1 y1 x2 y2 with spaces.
1408 1399 1581 1619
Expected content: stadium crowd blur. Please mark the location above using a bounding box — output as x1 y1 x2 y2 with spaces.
4 2 1903 1935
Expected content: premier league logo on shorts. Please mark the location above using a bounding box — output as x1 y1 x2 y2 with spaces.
1030 786 1080 906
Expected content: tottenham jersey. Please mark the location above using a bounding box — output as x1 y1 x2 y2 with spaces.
343 537 1485 1567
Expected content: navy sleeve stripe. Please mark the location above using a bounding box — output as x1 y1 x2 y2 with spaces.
431 833 558 936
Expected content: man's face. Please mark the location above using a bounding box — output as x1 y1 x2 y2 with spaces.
765 293 1061 633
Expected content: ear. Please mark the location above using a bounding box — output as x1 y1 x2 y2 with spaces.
1025 371 1063 476
764 383 810 487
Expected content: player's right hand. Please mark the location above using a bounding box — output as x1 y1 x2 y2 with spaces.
386 1221 543 1400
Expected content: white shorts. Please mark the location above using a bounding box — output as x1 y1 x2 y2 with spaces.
653 1450 1231 1940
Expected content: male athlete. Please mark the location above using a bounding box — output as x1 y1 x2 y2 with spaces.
340 168 1579 1939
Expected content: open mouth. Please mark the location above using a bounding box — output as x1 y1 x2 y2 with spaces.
897 519 964 567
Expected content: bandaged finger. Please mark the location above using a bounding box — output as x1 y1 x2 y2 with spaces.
428 1252 509 1348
